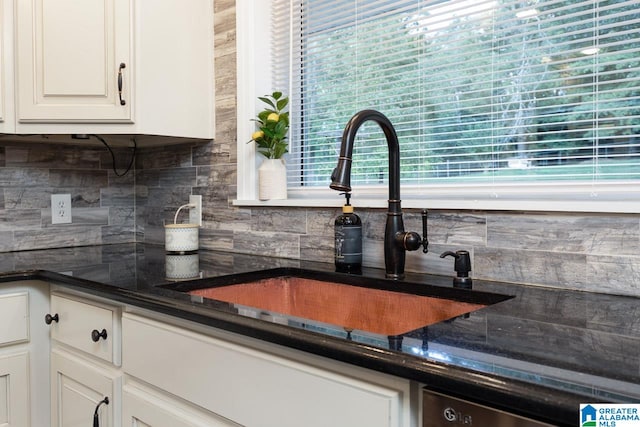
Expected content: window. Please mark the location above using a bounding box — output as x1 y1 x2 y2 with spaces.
237 0 640 212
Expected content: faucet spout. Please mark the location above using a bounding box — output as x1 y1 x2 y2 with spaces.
330 110 400 201
330 110 425 280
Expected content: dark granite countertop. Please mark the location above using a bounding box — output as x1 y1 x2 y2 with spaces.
1 243 639 426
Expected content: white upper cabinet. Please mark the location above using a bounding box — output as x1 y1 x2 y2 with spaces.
0 0 15 133
10 0 214 139
16 0 132 123
133 0 215 140
0 0 5 126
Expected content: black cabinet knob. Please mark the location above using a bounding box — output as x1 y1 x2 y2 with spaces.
45 313 59 324
91 329 108 342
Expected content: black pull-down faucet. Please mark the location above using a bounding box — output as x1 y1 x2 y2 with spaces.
330 110 428 280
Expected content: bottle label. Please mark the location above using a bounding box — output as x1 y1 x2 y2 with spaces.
335 225 362 264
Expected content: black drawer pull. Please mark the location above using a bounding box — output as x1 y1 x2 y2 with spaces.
45 313 59 324
91 329 108 342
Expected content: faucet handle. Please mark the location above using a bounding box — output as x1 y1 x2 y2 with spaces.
397 209 429 253
399 231 423 251
421 209 429 253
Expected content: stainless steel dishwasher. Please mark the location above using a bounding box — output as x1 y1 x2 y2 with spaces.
423 389 556 426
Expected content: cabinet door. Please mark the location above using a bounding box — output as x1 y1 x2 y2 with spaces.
123 383 239 427
1 281 52 427
0 0 5 125
135 0 214 139
51 349 118 427
0 352 29 427
0 292 29 347
15 0 132 122
0 0 15 133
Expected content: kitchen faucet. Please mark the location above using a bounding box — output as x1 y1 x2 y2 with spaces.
330 110 428 280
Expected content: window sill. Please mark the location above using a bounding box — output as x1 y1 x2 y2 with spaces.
234 182 640 213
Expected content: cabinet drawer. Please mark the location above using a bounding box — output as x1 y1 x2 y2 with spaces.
123 313 408 427
123 381 241 427
0 292 29 346
49 294 120 365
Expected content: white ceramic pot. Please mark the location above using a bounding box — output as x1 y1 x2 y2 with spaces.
165 223 199 252
258 158 287 200
165 254 200 280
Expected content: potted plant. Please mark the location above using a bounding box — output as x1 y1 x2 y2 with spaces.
249 92 289 200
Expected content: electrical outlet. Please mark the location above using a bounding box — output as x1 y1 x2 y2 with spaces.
51 194 72 224
189 195 202 226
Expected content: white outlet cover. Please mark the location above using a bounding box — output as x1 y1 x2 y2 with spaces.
51 194 72 224
189 195 202 226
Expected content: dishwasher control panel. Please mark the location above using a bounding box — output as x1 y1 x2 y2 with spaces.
423 389 555 427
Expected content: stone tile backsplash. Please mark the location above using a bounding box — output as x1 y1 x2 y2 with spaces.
3 137 636 296
1 0 638 298
134 137 640 296
0 140 136 251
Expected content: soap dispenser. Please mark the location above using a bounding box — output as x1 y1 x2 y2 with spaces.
439 250 472 289
334 192 362 273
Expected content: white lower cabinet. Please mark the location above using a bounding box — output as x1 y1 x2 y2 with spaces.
0 292 31 426
48 291 122 427
122 312 416 427
0 284 418 427
0 352 29 426
0 282 51 427
123 381 240 427
50 348 120 427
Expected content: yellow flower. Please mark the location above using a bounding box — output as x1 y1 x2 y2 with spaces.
267 112 279 122
251 130 264 141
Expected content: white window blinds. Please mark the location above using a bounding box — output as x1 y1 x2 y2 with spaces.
272 0 640 193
